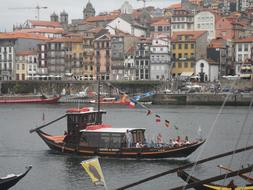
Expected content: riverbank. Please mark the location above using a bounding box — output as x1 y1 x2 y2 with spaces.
147 93 253 106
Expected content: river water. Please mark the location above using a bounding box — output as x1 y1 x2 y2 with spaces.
0 103 252 190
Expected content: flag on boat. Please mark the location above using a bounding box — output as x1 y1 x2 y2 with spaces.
146 109 152 116
81 157 105 186
164 120 170 128
155 114 161 123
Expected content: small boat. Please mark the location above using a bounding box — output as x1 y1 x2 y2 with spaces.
177 169 253 190
0 95 60 104
0 165 32 190
30 107 205 159
89 96 130 105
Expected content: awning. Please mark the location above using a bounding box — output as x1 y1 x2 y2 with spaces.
180 72 194 77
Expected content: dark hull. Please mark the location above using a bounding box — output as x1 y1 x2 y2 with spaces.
0 96 60 104
36 130 205 159
177 169 253 190
177 170 218 190
0 166 32 190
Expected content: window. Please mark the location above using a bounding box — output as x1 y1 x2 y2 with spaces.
178 53 182 58
238 44 242 52
244 44 249 51
184 44 188 49
184 53 188 58
172 44 176 49
158 26 163 31
178 44 182 49
178 62 182 68
191 62 194 68
191 44 195 49
184 62 188 68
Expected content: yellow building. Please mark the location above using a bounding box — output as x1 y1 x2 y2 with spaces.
16 51 28 80
64 36 84 78
171 31 207 77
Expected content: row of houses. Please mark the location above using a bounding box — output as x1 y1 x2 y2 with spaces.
1 0 253 82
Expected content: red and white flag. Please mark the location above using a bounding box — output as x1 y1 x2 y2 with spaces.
155 114 161 123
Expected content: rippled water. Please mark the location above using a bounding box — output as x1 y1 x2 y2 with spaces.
0 103 252 190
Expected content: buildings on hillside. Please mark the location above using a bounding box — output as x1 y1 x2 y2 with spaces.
1 0 253 82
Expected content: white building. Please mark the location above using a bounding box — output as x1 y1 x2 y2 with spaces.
195 59 219 82
106 16 147 37
171 9 194 34
194 11 216 41
150 37 171 80
0 46 15 80
234 36 253 75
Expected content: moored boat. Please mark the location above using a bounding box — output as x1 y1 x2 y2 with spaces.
89 96 130 105
177 169 253 190
30 107 205 159
0 95 60 104
0 165 32 190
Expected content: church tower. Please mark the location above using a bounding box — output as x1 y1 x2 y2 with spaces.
60 10 68 25
83 0 95 20
50 12 59 22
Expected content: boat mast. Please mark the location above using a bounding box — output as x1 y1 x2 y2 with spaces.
97 73 100 114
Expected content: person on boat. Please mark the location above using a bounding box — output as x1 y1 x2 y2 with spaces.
125 130 133 148
136 141 143 148
184 136 190 145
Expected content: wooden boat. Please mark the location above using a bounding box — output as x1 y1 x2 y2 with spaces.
0 95 61 104
177 169 253 190
0 165 32 190
30 107 205 159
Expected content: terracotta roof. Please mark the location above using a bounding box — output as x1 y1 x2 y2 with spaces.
189 0 202 4
151 18 170 25
18 28 64 34
0 32 48 41
172 31 207 41
236 36 253 43
16 50 37 56
87 26 105 33
28 20 62 28
167 3 182 9
209 38 226 48
85 14 118 22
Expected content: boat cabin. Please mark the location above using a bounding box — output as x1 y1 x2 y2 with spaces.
79 128 146 148
65 108 106 145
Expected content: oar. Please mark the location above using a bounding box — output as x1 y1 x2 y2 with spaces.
218 164 253 183
29 114 67 133
115 145 253 190
170 165 253 190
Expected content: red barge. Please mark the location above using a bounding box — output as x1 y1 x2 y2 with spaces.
0 95 61 104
